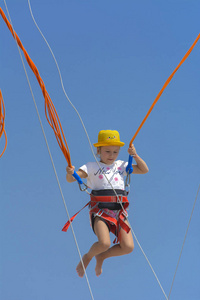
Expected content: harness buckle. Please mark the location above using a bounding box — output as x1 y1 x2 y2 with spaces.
96 210 103 217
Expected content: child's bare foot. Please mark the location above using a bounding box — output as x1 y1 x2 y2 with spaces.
76 254 91 278
95 255 104 277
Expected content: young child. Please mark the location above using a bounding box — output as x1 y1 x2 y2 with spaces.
66 130 149 277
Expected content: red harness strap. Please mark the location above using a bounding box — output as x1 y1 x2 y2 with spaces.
62 193 131 244
62 201 90 232
90 194 130 243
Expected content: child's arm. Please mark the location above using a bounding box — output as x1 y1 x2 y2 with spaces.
66 166 88 183
128 144 149 174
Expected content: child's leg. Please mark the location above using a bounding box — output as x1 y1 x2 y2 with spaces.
95 219 134 276
76 216 111 277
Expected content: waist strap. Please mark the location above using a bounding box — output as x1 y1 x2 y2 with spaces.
90 193 129 211
91 189 128 196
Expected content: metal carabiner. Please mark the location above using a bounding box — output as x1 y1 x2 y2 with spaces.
125 173 131 193
73 171 88 192
78 182 88 192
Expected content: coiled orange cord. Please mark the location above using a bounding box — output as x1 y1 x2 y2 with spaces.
0 7 72 167
0 90 7 158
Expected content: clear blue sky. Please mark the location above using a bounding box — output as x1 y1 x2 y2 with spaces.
1 1 199 299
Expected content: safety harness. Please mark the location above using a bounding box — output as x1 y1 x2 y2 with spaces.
62 189 130 244
90 189 130 243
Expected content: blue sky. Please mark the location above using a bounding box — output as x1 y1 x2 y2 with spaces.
1 1 200 299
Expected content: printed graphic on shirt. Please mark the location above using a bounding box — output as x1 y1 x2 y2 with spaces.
94 166 125 182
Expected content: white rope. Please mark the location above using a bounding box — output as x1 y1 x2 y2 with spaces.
27 1 169 299
168 183 200 299
3 1 94 299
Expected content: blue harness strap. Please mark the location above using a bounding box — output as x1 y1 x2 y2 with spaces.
126 155 134 174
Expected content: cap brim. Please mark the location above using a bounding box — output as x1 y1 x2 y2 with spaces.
93 141 125 147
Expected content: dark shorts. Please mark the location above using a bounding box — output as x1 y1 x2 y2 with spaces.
91 213 111 233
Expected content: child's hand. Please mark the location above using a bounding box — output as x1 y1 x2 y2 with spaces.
128 144 137 157
66 166 75 175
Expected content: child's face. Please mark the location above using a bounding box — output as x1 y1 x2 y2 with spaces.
98 146 120 165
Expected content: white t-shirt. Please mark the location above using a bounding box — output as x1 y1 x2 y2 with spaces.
79 160 128 190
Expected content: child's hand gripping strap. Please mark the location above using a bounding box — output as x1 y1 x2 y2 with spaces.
72 171 88 191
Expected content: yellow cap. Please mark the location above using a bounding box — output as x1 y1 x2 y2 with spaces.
93 130 125 147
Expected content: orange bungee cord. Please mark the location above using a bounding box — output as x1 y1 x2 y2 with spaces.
0 90 7 158
0 7 72 167
129 33 200 147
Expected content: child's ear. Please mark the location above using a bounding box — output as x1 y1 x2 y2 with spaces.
97 147 101 155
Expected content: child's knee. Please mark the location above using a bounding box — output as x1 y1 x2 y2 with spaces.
125 243 134 254
121 241 134 254
99 239 111 251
